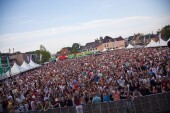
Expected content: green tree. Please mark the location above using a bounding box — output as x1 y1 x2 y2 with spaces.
161 25 170 41
39 45 51 63
41 50 51 63
71 43 80 53
40 45 46 51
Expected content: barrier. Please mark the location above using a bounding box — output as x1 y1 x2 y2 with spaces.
24 92 170 113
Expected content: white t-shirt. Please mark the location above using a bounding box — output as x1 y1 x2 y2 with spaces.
117 79 125 87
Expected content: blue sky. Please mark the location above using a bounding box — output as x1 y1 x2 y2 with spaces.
0 0 170 53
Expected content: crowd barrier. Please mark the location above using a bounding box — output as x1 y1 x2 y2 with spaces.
25 92 170 113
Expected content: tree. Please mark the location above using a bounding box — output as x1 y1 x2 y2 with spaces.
39 45 51 63
161 25 170 41
40 44 46 51
71 43 80 53
41 50 51 63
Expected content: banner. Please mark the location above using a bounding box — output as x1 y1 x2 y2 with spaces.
7 57 11 74
0 54 4 76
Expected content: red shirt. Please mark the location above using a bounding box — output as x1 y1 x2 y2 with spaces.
74 83 78 91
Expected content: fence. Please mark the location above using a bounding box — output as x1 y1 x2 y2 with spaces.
26 92 170 113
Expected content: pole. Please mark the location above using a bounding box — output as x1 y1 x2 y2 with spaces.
7 54 12 79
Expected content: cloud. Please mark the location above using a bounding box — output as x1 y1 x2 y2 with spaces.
0 16 169 53
20 20 34 24
0 16 151 41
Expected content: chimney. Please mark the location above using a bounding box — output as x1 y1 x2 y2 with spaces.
9 48 11 53
13 48 14 53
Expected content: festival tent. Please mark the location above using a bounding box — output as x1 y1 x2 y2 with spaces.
0 73 10 80
58 55 67 60
6 62 26 76
126 44 134 49
76 53 84 57
157 38 168 47
103 48 107 52
50 56 57 61
29 59 41 68
145 40 159 47
85 51 94 55
167 38 170 42
68 54 75 59
21 61 33 71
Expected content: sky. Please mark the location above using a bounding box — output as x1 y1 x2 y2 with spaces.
0 0 170 54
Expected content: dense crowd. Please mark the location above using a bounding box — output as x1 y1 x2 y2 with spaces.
0 47 170 113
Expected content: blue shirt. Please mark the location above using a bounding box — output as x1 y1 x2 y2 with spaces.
92 96 101 103
103 94 110 102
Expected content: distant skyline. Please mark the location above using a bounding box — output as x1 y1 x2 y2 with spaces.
0 0 170 54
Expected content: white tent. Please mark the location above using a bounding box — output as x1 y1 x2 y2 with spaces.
0 73 10 80
167 38 170 42
126 44 134 49
29 59 41 68
21 61 33 71
145 40 159 47
103 48 107 52
6 62 26 76
157 38 167 47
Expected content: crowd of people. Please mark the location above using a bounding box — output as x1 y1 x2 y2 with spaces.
0 47 170 113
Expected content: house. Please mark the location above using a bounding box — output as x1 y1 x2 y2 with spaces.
60 47 71 55
114 36 125 49
97 36 125 51
81 39 100 52
81 36 125 52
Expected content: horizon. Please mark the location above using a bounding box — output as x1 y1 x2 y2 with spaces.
0 0 170 54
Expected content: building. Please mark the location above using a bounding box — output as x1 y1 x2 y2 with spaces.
81 36 125 52
82 36 125 52
128 33 158 46
9 52 39 66
60 47 71 55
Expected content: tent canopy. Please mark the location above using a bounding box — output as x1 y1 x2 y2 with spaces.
146 39 167 47
68 54 75 59
21 61 33 71
157 38 167 46
6 62 26 76
126 44 134 49
103 48 107 52
29 59 41 68
85 51 94 55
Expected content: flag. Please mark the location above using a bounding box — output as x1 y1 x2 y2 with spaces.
149 33 151 47
0 54 4 76
40 54 42 62
27 55 30 62
158 32 161 44
143 37 146 43
7 57 11 74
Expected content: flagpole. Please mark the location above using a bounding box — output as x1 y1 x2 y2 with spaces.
149 33 151 48
158 32 161 61
7 56 12 79
0 52 4 76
